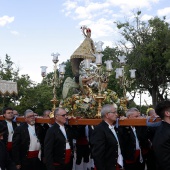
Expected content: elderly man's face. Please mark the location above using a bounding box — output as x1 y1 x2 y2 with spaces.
55 109 68 125
128 111 141 119
25 112 35 125
148 110 156 117
44 111 50 118
105 107 118 124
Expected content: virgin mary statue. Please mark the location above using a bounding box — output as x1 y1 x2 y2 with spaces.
70 26 96 76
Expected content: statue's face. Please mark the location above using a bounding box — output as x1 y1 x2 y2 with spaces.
86 31 91 38
86 79 94 86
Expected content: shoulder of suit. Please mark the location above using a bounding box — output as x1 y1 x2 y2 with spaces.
95 121 106 130
16 123 28 130
48 123 59 130
1 120 7 125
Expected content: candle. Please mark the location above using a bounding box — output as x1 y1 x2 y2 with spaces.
118 56 126 64
115 68 123 78
40 66 47 77
95 41 104 53
51 53 60 63
95 53 103 66
129 69 136 78
59 64 66 74
105 60 113 71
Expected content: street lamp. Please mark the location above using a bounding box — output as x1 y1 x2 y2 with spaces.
40 53 66 117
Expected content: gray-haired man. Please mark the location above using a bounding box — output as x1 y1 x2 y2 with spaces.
90 104 125 170
12 109 44 170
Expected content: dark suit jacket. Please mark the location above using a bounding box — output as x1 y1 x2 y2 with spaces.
1 120 17 147
122 126 149 161
90 121 124 170
153 121 170 170
0 140 16 170
12 123 44 165
44 123 78 170
41 123 50 135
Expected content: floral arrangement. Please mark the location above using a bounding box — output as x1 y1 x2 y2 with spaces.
60 89 127 118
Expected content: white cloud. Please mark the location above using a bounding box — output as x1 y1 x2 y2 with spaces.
63 1 77 10
107 0 159 11
157 7 170 16
74 2 110 19
157 7 170 23
141 14 154 21
10 30 19 36
79 18 115 38
0 15 14 27
63 1 110 19
62 0 160 20
62 0 163 51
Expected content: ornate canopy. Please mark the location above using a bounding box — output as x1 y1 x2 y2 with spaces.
0 80 18 95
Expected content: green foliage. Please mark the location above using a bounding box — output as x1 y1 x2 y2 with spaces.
0 54 19 81
15 83 53 115
115 11 170 107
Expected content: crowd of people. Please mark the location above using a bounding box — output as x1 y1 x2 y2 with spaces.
0 100 170 170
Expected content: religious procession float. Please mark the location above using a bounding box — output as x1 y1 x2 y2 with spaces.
0 26 160 126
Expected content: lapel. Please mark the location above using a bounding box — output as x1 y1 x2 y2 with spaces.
102 121 118 142
12 121 17 129
35 124 39 137
22 123 30 142
54 123 66 140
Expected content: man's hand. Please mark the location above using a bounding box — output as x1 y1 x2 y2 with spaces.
119 116 127 120
16 165 21 169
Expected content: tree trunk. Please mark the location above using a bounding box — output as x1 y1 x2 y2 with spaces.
152 88 157 108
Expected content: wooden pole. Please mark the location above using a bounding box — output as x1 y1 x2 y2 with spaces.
0 115 161 126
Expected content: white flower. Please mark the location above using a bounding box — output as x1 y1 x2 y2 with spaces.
116 99 120 104
65 108 69 112
83 97 91 103
113 103 118 109
75 100 80 104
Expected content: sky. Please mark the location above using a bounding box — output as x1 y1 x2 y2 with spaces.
0 0 170 105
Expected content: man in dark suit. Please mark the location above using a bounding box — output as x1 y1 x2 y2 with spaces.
41 110 52 135
122 108 149 170
44 107 78 170
90 104 124 170
75 125 90 170
12 109 44 170
153 101 170 170
1 107 17 158
0 123 16 170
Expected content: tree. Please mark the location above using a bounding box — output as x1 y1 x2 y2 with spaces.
115 11 170 107
0 55 19 110
0 55 38 114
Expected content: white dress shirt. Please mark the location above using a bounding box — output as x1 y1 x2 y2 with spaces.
28 124 41 151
